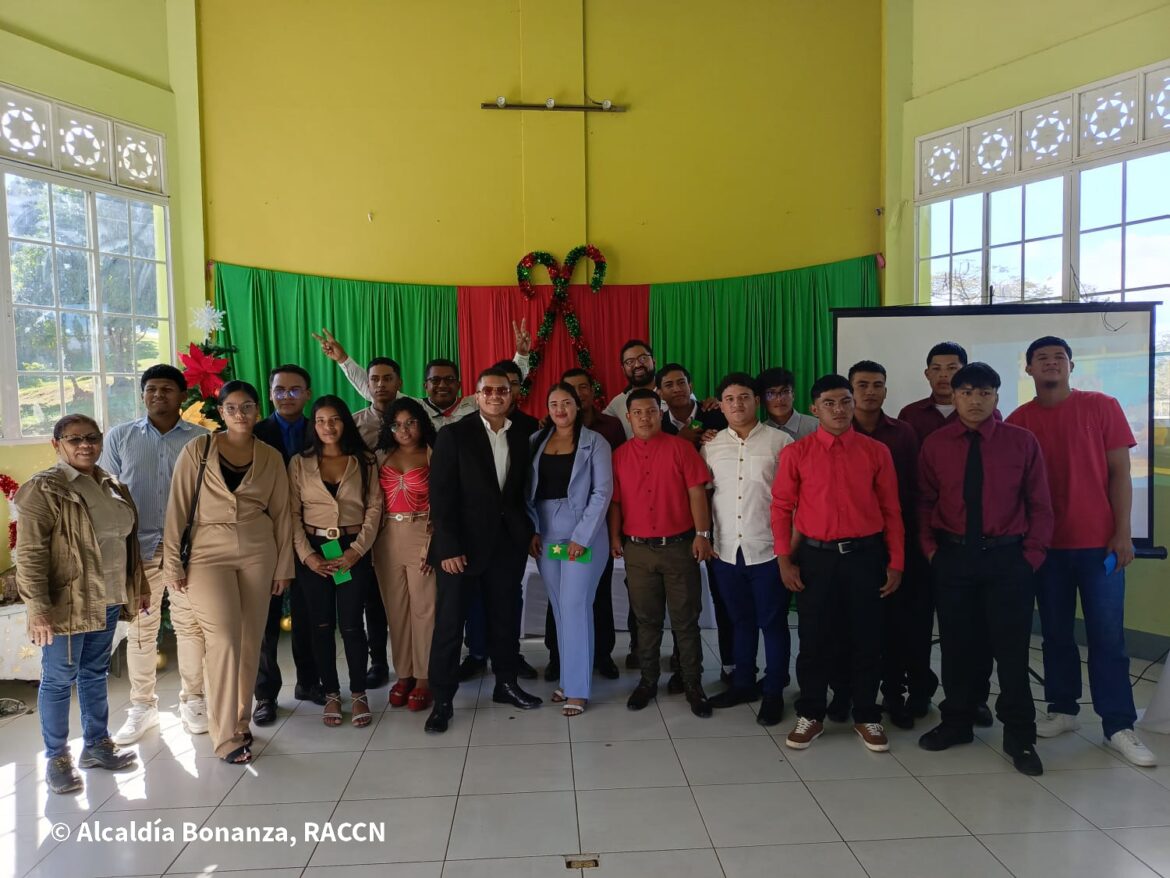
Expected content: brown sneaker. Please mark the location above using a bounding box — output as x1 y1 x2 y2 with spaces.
785 716 824 749
855 722 890 752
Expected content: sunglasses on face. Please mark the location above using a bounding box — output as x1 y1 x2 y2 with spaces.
479 386 511 398
426 376 458 386
60 433 102 447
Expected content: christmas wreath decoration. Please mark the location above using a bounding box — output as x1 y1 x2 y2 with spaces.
515 246 607 400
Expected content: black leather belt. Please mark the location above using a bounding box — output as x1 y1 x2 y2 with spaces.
627 530 695 547
938 532 1023 549
803 534 883 554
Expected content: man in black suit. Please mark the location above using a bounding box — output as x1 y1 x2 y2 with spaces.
251 364 323 723
425 367 542 733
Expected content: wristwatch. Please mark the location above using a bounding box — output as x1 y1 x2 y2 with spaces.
696 530 712 539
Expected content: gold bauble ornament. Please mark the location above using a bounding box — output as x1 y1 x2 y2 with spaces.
280 615 293 633
155 650 168 670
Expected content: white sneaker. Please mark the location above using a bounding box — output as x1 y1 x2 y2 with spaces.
1035 711 1080 738
112 703 159 745
180 696 209 735
1107 729 1157 767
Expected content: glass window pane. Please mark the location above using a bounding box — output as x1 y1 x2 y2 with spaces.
133 260 161 316
56 246 91 309
135 317 161 368
52 185 88 247
990 186 1022 245
130 200 159 259
951 252 983 304
926 202 951 257
1126 151 1170 223
106 374 139 425
103 315 135 373
18 373 61 437
9 241 53 305
61 312 95 371
1126 219 1170 289
989 244 1022 301
1078 228 1122 294
100 254 132 313
96 192 129 254
1024 237 1064 299
62 374 97 421
1025 176 1064 239
5 173 50 240
1123 289 1169 353
15 307 59 370
1080 162 1122 230
952 193 983 252
929 256 950 305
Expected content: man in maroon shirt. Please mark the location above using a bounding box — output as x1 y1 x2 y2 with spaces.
917 363 1052 776
609 388 715 718
771 374 904 753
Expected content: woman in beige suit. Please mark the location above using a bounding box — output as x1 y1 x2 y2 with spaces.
289 396 382 727
162 381 294 764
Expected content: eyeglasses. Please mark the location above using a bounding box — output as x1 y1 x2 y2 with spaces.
479 386 511 398
764 388 794 400
222 403 258 416
273 388 307 400
60 433 102 447
389 419 419 433
622 354 653 369
426 375 458 386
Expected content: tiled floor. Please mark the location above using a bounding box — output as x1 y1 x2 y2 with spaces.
0 630 1167 877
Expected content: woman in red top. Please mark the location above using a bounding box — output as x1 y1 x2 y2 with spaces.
373 398 437 711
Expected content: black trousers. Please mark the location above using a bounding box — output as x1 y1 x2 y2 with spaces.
365 573 389 671
546 555 617 664
255 558 319 701
626 560 732 667
430 540 528 704
298 533 373 694
794 541 885 724
933 542 1037 746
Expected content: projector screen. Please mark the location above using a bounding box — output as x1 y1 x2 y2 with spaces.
833 303 1156 545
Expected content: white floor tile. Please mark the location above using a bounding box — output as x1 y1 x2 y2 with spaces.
221 751 361 806
849 836 1012 878
263 713 379 754
890 735 1015 776
441 856 581 877
673 735 798 786
0 811 87 878
96 754 242 811
590 848 724 878
717 841 868 878
571 739 686 790
781 726 910 781
342 748 466 800
693 782 839 847
307 796 457 866
919 773 1093 835
460 743 572 794
658 700 766 739
806 777 969 841
7 759 145 816
1107 827 1170 876
468 706 569 746
577 787 708 853
567 701 669 742
446 791 579 861
167 800 335 872
980 829 1160 878
303 865 442 878
368 709 473 750
1036 767 1170 828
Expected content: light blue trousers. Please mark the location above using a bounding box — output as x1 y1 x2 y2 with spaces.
535 499 608 700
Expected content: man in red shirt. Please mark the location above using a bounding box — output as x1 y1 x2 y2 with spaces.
917 363 1052 776
771 374 904 753
609 388 715 718
1006 337 1156 767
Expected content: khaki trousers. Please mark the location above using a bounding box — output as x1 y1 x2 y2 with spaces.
184 524 276 758
125 555 206 705
372 518 436 680
623 539 704 687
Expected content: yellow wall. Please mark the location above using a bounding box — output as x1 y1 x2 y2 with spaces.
883 0 1170 637
198 0 882 285
0 0 206 570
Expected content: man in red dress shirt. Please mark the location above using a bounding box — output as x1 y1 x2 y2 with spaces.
609 388 715 718
917 363 1052 776
771 374 904 753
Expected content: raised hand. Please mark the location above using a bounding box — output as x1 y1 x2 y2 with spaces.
312 328 349 363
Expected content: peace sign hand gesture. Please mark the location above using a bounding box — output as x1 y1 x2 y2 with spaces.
513 318 531 355
311 328 349 364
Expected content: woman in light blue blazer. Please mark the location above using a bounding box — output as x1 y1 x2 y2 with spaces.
527 383 613 716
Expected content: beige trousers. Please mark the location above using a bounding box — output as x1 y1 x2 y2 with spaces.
125 555 206 705
372 518 436 680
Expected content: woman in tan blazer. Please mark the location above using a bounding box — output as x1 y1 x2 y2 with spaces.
289 396 382 727
162 381 294 764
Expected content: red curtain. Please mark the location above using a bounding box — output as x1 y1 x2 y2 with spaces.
457 284 650 415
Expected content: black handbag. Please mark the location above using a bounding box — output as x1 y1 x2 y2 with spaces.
178 435 212 570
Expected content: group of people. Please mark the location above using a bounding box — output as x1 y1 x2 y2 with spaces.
15 321 1157 796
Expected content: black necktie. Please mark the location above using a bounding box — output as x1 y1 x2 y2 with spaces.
963 431 983 544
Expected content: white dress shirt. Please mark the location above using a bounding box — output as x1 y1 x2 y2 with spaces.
481 415 512 490
701 421 792 565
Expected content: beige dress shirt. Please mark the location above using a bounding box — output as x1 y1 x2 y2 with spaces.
352 406 384 450
481 415 512 490
58 461 135 604
288 453 383 562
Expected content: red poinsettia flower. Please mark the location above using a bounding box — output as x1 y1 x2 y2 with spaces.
179 343 228 399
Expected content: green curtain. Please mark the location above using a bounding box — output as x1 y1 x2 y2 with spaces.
215 263 458 413
649 255 878 408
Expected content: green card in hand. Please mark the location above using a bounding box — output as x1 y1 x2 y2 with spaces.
545 542 592 564
320 538 352 585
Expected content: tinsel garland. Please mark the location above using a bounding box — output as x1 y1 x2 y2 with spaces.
515 246 606 400
1 474 19 554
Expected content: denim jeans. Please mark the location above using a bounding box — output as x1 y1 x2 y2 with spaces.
1036 548 1137 738
39 604 121 758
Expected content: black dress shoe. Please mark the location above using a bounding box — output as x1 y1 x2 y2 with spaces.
709 687 759 709
295 684 327 706
1005 742 1044 776
685 686 713 718
826 692 851 723
366 665 390 689
627 680 658 710
918 723 975 751
974 703 994 728
516 655 539 681
882 696 915 730
458 655 487 681
492 682 542 709
78 738 137 771
252 699 278 726
757 694 785 726
594 656 620 680
425 701 453 734
624 653 641 670
666 672 685 695
544 658 560 681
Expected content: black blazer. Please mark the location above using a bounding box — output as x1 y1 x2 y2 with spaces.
429 414 534 574
253 413 305 466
